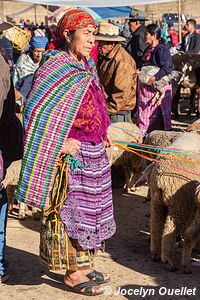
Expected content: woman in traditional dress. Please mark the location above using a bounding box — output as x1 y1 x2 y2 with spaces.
16 9 116 296
13 36 48 100
137 24 173 136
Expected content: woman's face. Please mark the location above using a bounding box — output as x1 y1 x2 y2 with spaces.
65 26 96 57
31 48 45 64
145 31 155 44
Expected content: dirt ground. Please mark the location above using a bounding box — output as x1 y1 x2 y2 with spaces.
1 108 200 300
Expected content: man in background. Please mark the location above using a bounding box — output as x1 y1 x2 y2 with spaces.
181 18 200 54
96 23 137 123
125 13 148 69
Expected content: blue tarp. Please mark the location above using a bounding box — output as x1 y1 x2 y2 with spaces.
89 6 132 19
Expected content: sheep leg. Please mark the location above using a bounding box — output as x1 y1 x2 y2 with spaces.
19 202 26 219
150 189 166 261
172 85 181 117
181 210 200 274
146 187 151 202
123 166 134 193
6 187 14 214
161 215 178 271
188 88 196 115
8 200 14 214
124 159 142 193
128 174 141 193
32 207 41 221
124 172 133 192
6 185 16 214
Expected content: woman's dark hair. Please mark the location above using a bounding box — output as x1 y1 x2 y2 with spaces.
58 30 76 52
146 24 165 44
187 19 196 28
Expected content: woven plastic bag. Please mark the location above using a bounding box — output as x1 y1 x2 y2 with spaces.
4 25 30 53
40 155 69 270
40 155 84 270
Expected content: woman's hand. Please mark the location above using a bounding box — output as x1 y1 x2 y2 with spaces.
61 138 81 157
14 88 22 99
147 76 156 85
104 134 112 148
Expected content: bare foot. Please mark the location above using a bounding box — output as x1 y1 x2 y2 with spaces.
64 270 103 294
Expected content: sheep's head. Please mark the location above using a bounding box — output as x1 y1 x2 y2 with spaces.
135 163 155 187
186 119 200 134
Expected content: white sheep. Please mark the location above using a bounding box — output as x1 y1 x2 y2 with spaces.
107 122 143 193
186 118 200 133
138 132 200 273
142 130 184 197
144 130 183 149
3 160 40 220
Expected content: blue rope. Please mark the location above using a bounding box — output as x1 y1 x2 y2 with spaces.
64 154 84 171
111 125 148 137
112 140 198 154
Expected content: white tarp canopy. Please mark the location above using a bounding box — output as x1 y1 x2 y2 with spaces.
7 0 178 7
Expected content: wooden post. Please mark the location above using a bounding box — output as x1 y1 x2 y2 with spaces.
34 5 37 25
46 5 49 26
0 1 4 19
178 0 182 43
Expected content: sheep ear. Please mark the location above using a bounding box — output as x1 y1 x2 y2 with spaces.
134 175 147 187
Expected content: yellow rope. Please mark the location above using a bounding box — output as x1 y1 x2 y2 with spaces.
113 142 200 165
112 142 200 177
44 155 69 237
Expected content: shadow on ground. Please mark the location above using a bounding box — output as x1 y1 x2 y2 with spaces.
5 245 67 291
106 188 200 298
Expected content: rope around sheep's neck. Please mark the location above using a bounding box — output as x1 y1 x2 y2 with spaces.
112 141 200 177
113 140 200 154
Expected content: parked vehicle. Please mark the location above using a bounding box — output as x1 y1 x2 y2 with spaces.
162 13 187 24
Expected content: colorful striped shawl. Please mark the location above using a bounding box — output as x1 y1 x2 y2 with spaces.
16 50 97 208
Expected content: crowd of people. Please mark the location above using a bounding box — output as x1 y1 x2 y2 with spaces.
0 8 200 295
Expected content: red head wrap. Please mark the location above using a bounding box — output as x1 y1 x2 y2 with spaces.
57 9 96 39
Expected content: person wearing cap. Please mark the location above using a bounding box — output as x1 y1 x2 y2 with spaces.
13 36 48 101
34 28 46 37
96 23 137 123
16 9 115 296
0 19 14 69
125 13 149 69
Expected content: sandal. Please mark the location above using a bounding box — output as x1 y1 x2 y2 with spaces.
65 280 103 296
86 270 110 285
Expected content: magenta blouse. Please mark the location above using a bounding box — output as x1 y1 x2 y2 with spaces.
68 80 110 144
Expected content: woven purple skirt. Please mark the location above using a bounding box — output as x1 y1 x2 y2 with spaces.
60 142 116 250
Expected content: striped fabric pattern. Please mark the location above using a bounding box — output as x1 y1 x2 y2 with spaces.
16 50 97 208
60 142 116 250
137 82 172 136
